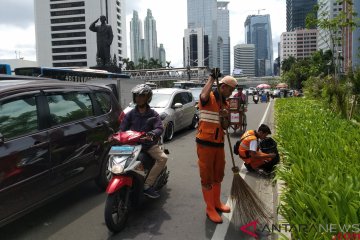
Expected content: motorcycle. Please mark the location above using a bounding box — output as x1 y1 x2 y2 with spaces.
104 119 169 233
253 93 259 104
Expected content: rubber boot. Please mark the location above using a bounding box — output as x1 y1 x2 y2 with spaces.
213 183 231 213
202 187 223 223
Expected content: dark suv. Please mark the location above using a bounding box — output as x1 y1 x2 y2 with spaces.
0 80 121 226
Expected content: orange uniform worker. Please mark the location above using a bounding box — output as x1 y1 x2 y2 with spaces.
237 124 276 172
196 72 237 224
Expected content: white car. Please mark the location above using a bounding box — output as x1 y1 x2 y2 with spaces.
123 88 198 141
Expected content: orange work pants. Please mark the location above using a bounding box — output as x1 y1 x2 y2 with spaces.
197 144 225 187
241 151 272 169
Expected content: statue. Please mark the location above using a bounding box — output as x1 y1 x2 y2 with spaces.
89 15 114 66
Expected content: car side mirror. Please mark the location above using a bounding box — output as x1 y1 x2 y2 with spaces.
173 103 183 109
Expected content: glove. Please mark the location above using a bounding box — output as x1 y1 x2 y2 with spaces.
210 68 222 79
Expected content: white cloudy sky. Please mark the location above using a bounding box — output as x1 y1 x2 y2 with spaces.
0 0 286 68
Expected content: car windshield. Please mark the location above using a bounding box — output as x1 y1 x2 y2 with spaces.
189 88 202 101
149 93 172 108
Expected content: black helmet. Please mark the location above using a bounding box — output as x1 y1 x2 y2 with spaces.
131 84 153 103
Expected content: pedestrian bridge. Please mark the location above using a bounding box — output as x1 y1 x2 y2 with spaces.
123 67 280 88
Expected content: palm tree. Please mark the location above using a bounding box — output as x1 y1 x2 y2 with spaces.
138 57 148 69
122 58 130 70
166 61 171 68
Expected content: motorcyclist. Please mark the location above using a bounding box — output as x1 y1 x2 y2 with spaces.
233 85 247 105
120 84 168 198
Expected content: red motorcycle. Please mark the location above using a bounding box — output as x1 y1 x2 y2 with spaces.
104 124 169 232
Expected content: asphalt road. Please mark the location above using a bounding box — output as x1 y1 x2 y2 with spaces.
0 99 278 240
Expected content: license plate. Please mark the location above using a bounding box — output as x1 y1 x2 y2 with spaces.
109 146 134 155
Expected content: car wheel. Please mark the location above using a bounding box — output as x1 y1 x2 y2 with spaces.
164 121 174 141
189 114 199 129
95 148 112 190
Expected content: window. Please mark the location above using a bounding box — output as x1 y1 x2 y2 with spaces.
95 92 111 114
47 92 93 125
51 24 85 31
51 17 85 24
51 31 86 38
53 62 87 67
52 46 86 53
50 9 85 16
50 1 84 9
53 54 86 60
52 39 86 46
0 96 38 139
172 93 182 106
180 92 192 104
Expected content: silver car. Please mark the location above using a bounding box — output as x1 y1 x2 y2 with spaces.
123 88 198 141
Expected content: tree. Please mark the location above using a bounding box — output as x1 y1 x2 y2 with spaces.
122 58 130 70
306 0 358 79
138 57 148 69
166 61 172 68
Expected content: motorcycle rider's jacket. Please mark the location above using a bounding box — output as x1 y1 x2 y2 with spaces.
120 105 163 150
196 90 228 147
238 130 258 162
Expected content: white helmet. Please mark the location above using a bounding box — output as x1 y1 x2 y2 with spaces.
131 84 153 103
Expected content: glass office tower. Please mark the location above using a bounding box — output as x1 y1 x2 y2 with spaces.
286 0 317 32
245 15 273 76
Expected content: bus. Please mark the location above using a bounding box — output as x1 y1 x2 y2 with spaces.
14 67 130 82
13 67 145 109
0 64 11 75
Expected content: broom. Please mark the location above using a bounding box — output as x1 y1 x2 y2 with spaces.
213 69 271 226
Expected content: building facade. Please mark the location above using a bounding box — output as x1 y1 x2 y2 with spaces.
158 43 166 67
352 0 360 68
286 0 317 32
234 44 255 77
187 0 218 68
144 9 158 60
130 10 143 65
280 29 318 61
183 28 209 67
317 0 343 52
244 14 273 76
217 1 230 75
34 0 127 68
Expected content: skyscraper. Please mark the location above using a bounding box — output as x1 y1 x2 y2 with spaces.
244 15 273 76
352 0 360 67
183 28 209 67
286 0 317 32
34 0 127 67
187 0 218 68
158 43 166 67
217 1 230 75
130 10 143 65
144 9 158 60
234 44 255 77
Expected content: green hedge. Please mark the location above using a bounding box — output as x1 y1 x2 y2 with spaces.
275 98 360 240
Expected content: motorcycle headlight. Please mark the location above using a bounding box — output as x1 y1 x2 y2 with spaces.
109 155 132 174
111 164 124 174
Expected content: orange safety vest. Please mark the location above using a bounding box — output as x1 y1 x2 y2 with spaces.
196 91 227 147
238 130 258 162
